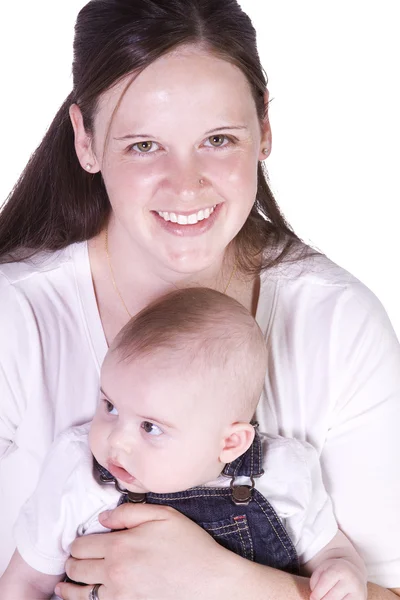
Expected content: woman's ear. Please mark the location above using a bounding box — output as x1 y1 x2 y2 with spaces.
69 103 100 173
259 90 272 161
219 423 255 465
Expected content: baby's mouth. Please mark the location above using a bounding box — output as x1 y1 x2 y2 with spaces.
107 460 136 485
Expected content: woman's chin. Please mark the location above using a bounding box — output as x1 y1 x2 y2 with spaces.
159 245 229 277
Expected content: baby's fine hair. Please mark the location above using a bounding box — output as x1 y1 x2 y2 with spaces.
112 288 268 419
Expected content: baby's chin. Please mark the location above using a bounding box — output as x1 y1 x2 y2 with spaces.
122 476 217 495
119 478 149 495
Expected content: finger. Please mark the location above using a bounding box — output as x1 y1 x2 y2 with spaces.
311 570 341 600
310 568 323 592
312 580 348 600
65 557 105 585
99 501 174 530
70 528 127 559
55 582 105 600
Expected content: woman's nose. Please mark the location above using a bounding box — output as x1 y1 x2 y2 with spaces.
165 154 204 200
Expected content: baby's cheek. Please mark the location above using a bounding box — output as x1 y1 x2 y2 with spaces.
89 420 108 461
145 461 187 494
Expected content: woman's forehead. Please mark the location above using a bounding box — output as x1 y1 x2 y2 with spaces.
94 46 258 138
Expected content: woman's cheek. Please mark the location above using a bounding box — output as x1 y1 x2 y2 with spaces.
210 151 257 196
106 164 162 209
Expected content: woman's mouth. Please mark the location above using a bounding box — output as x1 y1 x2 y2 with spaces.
156 205 216 225
152 203 222 236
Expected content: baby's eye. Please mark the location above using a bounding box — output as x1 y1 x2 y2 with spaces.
104 399 119 416
204 135 230 148
141 421 163 436
129 141 159 154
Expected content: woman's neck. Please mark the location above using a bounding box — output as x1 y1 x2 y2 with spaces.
88 226 241 345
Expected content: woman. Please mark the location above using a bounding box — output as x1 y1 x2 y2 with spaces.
0 1 399 599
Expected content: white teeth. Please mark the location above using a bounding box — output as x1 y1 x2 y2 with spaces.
157 206 216 225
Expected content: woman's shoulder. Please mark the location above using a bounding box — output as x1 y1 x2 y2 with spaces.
0 242 84 287
263 246 363 292
260 246 391 330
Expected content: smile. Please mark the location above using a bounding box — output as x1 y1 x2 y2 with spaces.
156 205 216 225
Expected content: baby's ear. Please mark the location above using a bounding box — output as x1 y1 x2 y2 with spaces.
219 423 255 464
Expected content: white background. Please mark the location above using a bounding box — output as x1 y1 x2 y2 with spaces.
1 2 399 336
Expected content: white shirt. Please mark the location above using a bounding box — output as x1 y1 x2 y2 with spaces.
14 423 337 574
1 242 400 586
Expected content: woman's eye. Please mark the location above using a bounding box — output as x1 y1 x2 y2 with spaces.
141 421 163 436
205 135 229 148
104 400 118 416
130 141 159 154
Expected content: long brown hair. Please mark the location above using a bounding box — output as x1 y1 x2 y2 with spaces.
0 0 306 270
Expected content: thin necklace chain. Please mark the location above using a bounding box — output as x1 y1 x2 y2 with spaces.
105 226 237 319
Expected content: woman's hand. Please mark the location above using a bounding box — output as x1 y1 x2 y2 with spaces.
54 503 400 600
55 502 245 600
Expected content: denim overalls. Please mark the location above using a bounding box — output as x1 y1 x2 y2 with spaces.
96 426 299 574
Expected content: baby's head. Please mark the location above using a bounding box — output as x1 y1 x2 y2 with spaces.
90 288 268 493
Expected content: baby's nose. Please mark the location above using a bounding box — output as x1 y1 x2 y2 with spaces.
108 427 133 454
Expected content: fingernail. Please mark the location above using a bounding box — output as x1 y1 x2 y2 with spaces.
55 585 61 595
100 510 111 521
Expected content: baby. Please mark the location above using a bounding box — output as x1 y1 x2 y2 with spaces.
0 288 367 599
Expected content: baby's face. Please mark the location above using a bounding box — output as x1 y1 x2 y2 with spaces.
89 351 232 494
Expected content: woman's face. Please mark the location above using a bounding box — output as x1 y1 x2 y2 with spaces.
91 45 270 275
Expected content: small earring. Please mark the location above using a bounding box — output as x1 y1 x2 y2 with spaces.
262 148 269 155
85 163 93 171
199 178 205 185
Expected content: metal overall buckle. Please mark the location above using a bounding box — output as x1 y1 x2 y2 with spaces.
230 476 255 505
99 471 146 503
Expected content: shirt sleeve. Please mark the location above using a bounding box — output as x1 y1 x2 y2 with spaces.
283 441 338 565
0 276 30 459
320 283 400 587
14 430 91 576
0 275 39 574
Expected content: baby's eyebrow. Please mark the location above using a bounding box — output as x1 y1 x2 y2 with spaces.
137 413 176 430
100 389 175 429
100 387 113 402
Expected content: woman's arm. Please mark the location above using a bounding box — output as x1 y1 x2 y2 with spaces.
0 275 33 574
0 550 62 600
317 285 400 588
55 504 400 600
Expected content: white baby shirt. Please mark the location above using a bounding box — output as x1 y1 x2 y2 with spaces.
14 423 337 575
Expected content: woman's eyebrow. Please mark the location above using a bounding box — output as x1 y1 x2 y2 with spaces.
204 125 248 135
114 125 248 141
114 133 155 140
